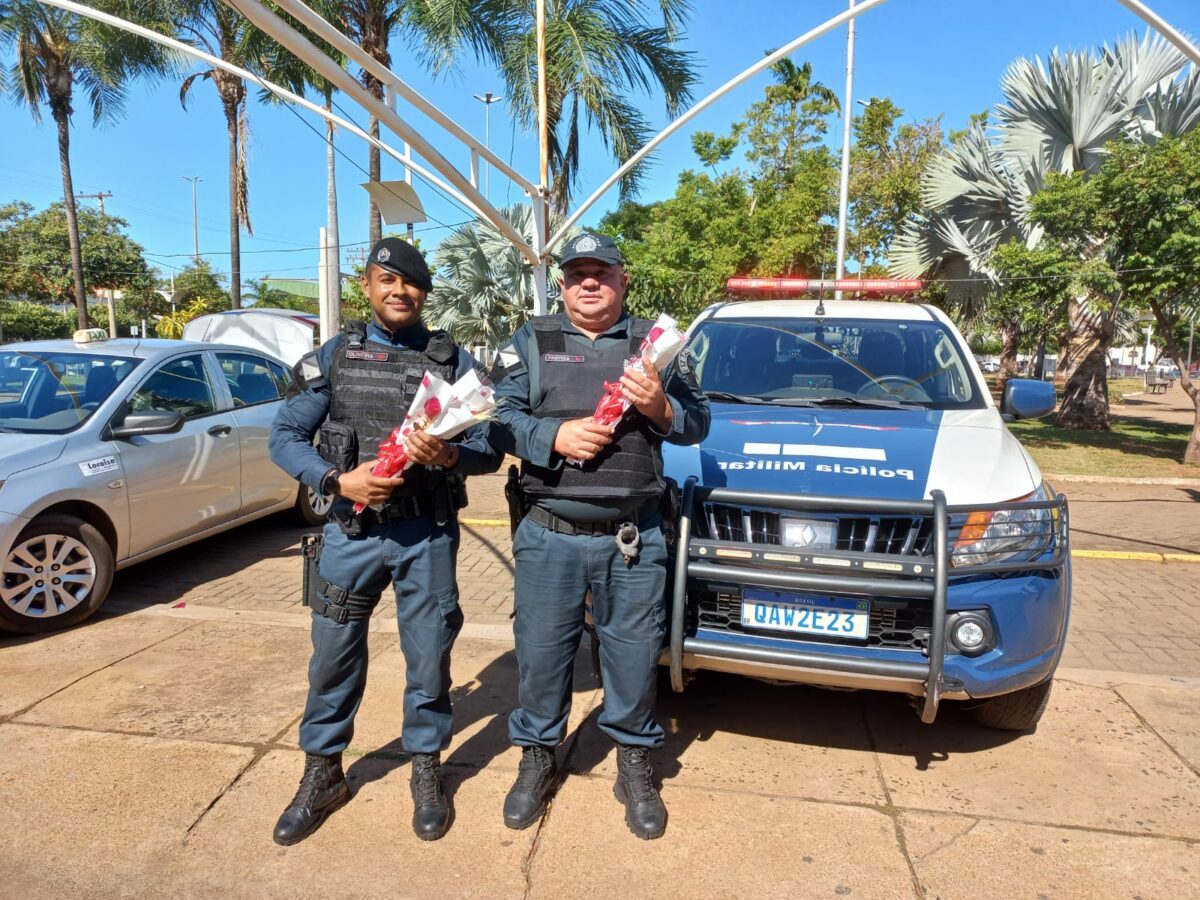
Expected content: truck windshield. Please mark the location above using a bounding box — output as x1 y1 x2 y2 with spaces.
686 317 985 410
0 351 141 434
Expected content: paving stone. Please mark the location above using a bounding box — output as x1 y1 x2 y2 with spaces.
901 811 1200 900
870 679 1200 837
17 620 312 744
565 670 886 806
527 775 917 900
0 723 253 899
0 615 191 718
1115 681 1200 774
173 749 534 899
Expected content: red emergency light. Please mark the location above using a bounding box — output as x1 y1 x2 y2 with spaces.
726 277 923 295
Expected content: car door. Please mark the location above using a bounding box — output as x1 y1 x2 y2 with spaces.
115 351 242 555
216 350 295 514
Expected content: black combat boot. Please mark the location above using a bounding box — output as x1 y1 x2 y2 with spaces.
410 752 451 841
273 752 351 846
614 745 666 840
503 745 558 830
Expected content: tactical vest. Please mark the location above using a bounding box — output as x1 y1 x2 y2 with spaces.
328 320 458 497
521 315 664 502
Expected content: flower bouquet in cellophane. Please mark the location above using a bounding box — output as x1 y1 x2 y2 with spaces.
353 369 495 513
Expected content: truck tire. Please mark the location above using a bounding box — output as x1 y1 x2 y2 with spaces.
0 514 114 634
968 678 1054 731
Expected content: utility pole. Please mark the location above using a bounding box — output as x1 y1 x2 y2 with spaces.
77 191 116 337
834 0 856 301
473 92 502 203
534 0 550 316
182 176 202 263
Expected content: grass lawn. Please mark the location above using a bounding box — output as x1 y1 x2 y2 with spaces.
1009 415 1200 478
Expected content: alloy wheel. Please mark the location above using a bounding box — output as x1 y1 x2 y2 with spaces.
2 533 97 619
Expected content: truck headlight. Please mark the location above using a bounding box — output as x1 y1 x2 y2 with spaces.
951 483 1055 568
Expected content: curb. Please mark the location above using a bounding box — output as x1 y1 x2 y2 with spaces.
1046 473 1200 486
1072 549 1200 563
461 518 509 527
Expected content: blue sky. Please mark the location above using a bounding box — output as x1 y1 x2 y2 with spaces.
2 0 1197 288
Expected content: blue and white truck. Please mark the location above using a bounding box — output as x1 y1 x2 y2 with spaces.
661 286 1069 731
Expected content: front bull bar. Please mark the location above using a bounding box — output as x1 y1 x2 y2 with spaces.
667 479 1069 724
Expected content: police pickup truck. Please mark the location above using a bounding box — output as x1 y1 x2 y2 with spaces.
661 281 1068 731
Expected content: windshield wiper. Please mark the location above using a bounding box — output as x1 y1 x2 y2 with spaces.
704 390 764 404
762 396 923 409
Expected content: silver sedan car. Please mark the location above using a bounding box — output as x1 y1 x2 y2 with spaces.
0 330 330 634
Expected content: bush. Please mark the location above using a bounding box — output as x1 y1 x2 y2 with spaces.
0 301 74 341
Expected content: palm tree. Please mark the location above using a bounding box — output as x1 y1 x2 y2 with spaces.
426 204 578 347
1 0 174 329
177 1 260 309
891 33 1200 429
746 56 840 183
474 0 696 211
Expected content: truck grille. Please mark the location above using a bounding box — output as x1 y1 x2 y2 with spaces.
703 502 934 556
697 590 931 652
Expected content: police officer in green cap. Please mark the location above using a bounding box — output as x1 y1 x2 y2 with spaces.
491 232 710 839
269 237 502 843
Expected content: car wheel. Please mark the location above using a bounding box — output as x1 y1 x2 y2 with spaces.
295 484 334 526
0 515 115 634
967 678 1054 731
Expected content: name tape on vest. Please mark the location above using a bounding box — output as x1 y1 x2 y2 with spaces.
346 349 389 362
543 353 585 363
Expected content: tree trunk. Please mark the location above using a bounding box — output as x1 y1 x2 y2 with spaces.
1054 327 1073 388
226 104 242 309
1056 301 1111 430
1147 300 1200 465
1034 332 1047 381
54 107 88 330
368 113 382 246
325 92 341 309
998 322 1021 392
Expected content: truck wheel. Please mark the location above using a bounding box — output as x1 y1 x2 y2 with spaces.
295 485 333 526
968 679 1054 731
0 515 114 634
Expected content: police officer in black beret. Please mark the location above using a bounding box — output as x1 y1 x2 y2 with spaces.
491 232 710 839
269 238 502 843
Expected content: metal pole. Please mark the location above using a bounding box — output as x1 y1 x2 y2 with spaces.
534 0 551 314
318 226 332 344
1188 318 1194 373
183 176 201 263
545 0 888 254
474 92 501 203
834 0 856 301
1116 0 1200 66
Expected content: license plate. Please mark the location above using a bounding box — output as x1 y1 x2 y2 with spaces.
741 589 870 640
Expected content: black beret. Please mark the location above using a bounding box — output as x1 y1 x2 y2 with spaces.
367 237 433 292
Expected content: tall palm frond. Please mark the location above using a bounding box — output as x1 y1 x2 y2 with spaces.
426 205 579 347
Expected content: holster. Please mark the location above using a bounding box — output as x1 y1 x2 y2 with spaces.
660 477 681 547
317 420 357 472
301 532 329 610
504 464 529 537
301 532 380 624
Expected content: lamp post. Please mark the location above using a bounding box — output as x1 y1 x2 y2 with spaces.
182 176 202 263
473 91 502 203
833 0 856 300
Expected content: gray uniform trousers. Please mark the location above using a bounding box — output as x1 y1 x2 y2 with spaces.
508 512 669 749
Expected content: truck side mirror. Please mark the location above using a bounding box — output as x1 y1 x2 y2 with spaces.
1000 379 1056 422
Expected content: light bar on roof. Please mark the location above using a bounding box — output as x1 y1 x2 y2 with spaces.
726 277 923 295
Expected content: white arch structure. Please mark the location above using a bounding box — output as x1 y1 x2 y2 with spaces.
36 0 1200 323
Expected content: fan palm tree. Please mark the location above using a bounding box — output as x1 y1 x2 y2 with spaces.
465 0 696 211
426 204 578 347
891 33 1200 429
1 0 174 329
177 0 265 309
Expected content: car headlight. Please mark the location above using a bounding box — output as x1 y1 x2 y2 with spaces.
951 483 1055 567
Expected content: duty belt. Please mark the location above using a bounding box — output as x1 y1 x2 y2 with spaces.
527 504 649 537
361 494 428 524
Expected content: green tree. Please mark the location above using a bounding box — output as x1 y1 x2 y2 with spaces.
427 204 575 347
744 55 839 190
171 259 230 309
848 98 943 271
0 201 157 308
1033 132 1200 460
483 0 697 210
0 299 74 340
987 240 1075 386
177 0 263 308
892 34 1200 429
1 0 175 328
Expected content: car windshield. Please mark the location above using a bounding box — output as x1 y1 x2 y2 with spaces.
0 351 141 434
686 316 984 410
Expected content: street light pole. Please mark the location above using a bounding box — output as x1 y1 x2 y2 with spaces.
834 0 856 301
473 92 502 203
182 176 202 263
